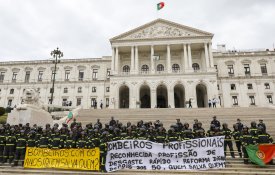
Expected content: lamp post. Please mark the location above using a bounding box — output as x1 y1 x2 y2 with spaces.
50 47 63 105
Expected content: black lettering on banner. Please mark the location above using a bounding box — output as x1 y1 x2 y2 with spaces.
206 150 216 155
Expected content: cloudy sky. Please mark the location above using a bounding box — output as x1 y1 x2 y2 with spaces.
0 0 274 61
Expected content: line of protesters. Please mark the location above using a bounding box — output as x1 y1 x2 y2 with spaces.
0 116 273 169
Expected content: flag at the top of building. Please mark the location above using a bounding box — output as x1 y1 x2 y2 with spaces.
157 2 165 10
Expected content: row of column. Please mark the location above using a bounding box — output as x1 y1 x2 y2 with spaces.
111 43 214 74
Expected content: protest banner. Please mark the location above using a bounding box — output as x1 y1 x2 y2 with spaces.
106 136 225 172
24 147 100 171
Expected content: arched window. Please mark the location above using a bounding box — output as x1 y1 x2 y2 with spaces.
172 64 180 72
122 65 130 73
157 64 164 72
141 65 149 72
192 63 200 71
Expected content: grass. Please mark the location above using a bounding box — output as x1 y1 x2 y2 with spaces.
0 113 7 124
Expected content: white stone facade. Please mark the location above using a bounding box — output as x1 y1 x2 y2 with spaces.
0 19 274 109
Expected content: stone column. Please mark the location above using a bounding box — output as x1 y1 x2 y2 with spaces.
115 47 119 73
204 43 210 70
168 88 175 108
167 45 171 73
111 47 115 73
183 44 188 71
135 46 139 74
188 44 192 69
131 46 135 74
151 45 155 73
208 43 214 68
151 88 157 108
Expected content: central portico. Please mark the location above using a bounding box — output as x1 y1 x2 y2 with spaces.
109 19 218 109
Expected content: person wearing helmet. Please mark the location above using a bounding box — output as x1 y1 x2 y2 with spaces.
207 124 216 137
50 129 63 149
194 122 205 138
257 119 266 133
240 126 255 164
256 126 273 144
222 123 235 158
155 127 166 143
250 121 258 137
13 130 27 166
90 129 101 148
3 128 16 164
27 130 36 148
0 127 5 163
193 119 199 131
235 119 243 132
196 129 206 138
211 116 220 128
64 132 76 149
112 128 121 141
167 128 179 142
138 128 149 140
176 119 183 131
232 124 242 158
76 132 87 148
182 129 194 140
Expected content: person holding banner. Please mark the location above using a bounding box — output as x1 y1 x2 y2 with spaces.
232 124 242 158
240 126 255 164
99 131 109 172
13 130 27 166
64 131 76 148
37 129 51 148
222 123 235 158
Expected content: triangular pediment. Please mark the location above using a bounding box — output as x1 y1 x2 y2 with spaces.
110 18 213 42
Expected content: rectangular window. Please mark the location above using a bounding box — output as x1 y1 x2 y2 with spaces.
38 71 43 81
65 70 70 81
91 98 96 107
64 87 68 93
260 64 267 75
8 99 12 107
12 72 17 82
227 65 234 75
264 83 270 89
244 64 250 75
247 83 253 90
106 98 109 107
217 84 220 90
0 72 5 82
62 99 68 106
232 96 238 105
267 95 273 104
10 89 14 94
92 87 96 93
230 84 236 90
25 71 30 83
107 69 111 79
92 69 98 80
79 71 84 81
78 87 82 93
76 98 82 106
249 96 255 105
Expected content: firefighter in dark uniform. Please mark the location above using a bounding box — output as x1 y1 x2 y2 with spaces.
0 127 5 163
256 126 273 164
249 121 258 137
50 130 63 149
167 128 179 142
257 119 266 133
211 116 220 128
125 128 135 140
222 123 235 158
112 128 121 141
232 124 242 158
196 129 206 138
207 124 216 137
138 128 148 140
155 127 166 143
240 126 255 164
27 130 37 147
99 131 109 172
37 129 51 148
76 132 87 148
3 128 17 164
194 122 205 138
13 130 27 166
64 132 76 148
91 129 101 147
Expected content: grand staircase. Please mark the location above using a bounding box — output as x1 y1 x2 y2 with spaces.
1 107 275 174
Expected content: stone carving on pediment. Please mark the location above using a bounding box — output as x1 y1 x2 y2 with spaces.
123 23 195 40
91 65 100 69
64 66 73 70
241 59 252 64
187 80 193 84
77 65 86 70
257 59 267 64
25 67 33 71
37 67 46 71
0 68 7 72
225 60 235 65
12 68 20 72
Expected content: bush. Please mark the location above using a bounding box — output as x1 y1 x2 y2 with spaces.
0 107 5 116
5 107 12 113
0 114 7 124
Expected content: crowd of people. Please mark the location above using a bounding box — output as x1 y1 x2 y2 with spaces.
0 116 273 169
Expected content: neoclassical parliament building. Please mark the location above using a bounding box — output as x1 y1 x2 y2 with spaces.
0 19 274 109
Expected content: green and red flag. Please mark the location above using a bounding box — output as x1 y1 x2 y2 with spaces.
246 144 275 166
65 111 74 124
157 2 165 10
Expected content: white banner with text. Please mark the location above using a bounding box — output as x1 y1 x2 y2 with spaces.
106 136 225 172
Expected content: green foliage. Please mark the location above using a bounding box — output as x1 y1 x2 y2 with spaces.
0 114 7 124
0 107 5 116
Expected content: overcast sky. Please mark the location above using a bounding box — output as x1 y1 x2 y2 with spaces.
0 0 274 61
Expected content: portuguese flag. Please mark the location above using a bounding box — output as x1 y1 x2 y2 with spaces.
65 111 74 124
157 2 165 10
246 144 275 166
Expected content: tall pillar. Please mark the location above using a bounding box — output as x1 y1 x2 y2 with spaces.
151 45 155 73
183 44 188 71
204 43 210 70
135 46 139 74
208 43 214 68
115 47 119 73
188 44 192 68
130 46 135 74
151 89 157 108
167 45 171 73
168 88 175 108
111 47 115 73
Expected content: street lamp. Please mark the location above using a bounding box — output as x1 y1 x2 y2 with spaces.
50 47 63 105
